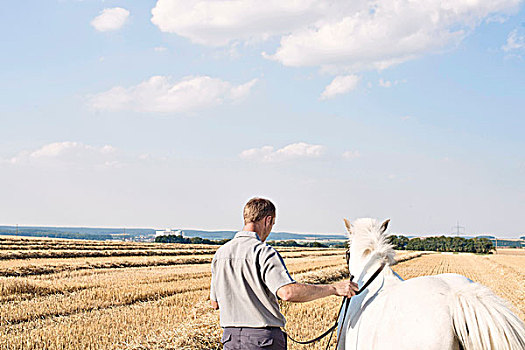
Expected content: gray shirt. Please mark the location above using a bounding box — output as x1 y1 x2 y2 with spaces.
210 231 296 328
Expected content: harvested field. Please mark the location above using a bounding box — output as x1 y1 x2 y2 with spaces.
0 236 523 350
392 253 525 321
495 248 525 256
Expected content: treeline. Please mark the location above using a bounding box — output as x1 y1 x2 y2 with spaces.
154 235 230 245
389 235 493 254
154 235 333 248
266 240 329 248
0 229 113 241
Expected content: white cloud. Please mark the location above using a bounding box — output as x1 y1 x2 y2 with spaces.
320 75 360 100
91 7 130 32
401 115 412 121
342 150 360 159
378 78 406 88
154 46 168 52
88 75 258 113
240 142 326 162
502 28 525 52
269 0 521 72
378 79 392 88
151 0 332 46
5 142 120 167
486 14 511 24
151 0 520 73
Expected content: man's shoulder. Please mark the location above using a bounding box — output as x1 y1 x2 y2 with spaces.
256 241 278 254
213 234 276 258
214 240 234 256
213 234 255 253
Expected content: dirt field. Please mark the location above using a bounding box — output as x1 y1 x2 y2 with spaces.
0 236 523 350
495 248 525 256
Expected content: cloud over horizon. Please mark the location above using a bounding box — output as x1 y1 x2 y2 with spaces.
4 142 121 167
88 75 258 113
342 150 361 159
239 142 326 162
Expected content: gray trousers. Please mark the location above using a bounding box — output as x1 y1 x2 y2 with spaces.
221 327 287 349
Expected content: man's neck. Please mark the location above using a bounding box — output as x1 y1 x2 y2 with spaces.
242 222 267 241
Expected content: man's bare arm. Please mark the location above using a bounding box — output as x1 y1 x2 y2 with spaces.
277 280 358 303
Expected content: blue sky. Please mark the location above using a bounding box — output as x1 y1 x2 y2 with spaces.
1 1 524 237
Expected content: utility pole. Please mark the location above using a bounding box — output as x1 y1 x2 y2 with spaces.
451 221 465 236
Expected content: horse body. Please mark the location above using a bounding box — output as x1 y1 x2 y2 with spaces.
337 218 525 350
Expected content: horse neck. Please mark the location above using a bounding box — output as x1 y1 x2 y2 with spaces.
355 260 401 296
349 261 380 296
344 265 400 348
382 266 403 286
347 261 388 324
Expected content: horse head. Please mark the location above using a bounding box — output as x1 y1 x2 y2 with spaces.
343 218 395 285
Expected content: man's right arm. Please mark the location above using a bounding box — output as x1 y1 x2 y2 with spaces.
277 280 358 303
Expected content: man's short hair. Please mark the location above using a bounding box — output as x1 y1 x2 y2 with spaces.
243 198 276 224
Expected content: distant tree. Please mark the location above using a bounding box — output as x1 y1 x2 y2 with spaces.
406 237 424 251
388 235 409 250
478 238 494 254
275 240 300 247
304 241 328 248
0 230 113 241
395 234 493 254
331 242 347 248
155 235 189 243
266 240 328 248
155 235 229 245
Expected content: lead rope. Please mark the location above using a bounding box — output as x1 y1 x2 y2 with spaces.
285 262 385 349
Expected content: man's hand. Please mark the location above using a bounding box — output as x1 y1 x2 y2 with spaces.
210 300 219 310
332 280 359 298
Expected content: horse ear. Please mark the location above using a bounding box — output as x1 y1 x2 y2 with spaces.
344 218 352 234
380 219 390 234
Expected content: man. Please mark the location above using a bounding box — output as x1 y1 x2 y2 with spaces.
210 197 358 349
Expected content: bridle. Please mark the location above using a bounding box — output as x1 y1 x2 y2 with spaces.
286 248 386 349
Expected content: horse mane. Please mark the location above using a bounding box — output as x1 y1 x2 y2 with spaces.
348 218 396 265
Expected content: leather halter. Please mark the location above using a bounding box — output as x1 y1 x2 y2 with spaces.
286 249 386 349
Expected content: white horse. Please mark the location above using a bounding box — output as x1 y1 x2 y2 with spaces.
337 218 525 350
